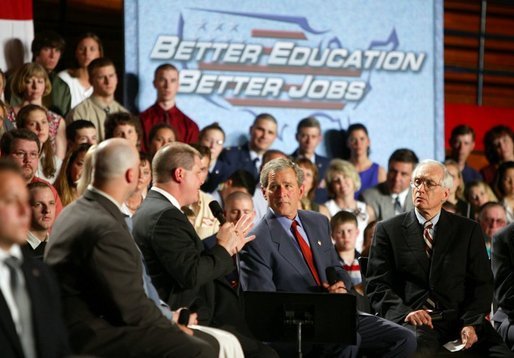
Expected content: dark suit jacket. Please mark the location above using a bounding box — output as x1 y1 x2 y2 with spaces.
132 190 234 323
45 190 187 356
366 209 492 328
218 142 259 180
240 209 353 293
0 250 70 358
201 159 231 193
360 182 413 221
492 223 514 323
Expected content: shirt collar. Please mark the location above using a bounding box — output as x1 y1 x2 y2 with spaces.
151 186 183 213
414 208 441 227
88 185 123 211
27 231 48 249
249 150 262 163
392 187 410 203
0 244 23 262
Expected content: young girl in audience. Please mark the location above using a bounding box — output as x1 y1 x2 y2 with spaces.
16 104 62 184
346 123 386 198
495 161 514 223
198 122 228 193
122 152 152 217
325 159 373 252
465 180 498 219
444 159 473 218
58 32 103 108
9 63 67 158
481 125 514 185
54 143 91 206
296 157 330 218
148 123 176 156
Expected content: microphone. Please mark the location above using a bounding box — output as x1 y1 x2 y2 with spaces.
429 309 457 322
209 200 226 225
326 266 339 286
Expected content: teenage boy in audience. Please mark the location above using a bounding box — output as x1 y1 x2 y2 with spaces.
65 119 98 149
140 63 199 148
24 182 56 261
448 124 482 183
66 58 128 141
104 112 141 148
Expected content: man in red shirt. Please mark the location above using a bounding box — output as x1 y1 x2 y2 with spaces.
140 64 199 150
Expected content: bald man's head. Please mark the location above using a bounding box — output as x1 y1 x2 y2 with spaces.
224 191 254 224
92 139 140 198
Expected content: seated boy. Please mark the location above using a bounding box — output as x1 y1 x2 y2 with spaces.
66 119 98 149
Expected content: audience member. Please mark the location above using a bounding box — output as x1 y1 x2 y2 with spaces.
444 159 473 218
9 62 67 158
492 222 514 351
66 57 128 140
65 119 98 148
482 125 514 185
479 202 507 258
187 144 220 239
466 180 498 218
448 124 482 183
212 169 257 209
140 63 199 147
45 138 223 357
367 159 511 356
219 113 278 181
0 129 63 215
0 158 70 358
76 144 97 196
0 69 15 137
132 142 277 357
296 157 330 218
16 104 62 184
104 111 141 148
290 117 330 203
240 157 416 357
495 161 514 223
58 32 103 108
121 152 152 217
331 211 364 295
24 181 56 261
54 143 91 207
361 220 377 257
325 159 372 252
346 123 386 199
148 123 176 157
361 148 418 221
199 122 229 193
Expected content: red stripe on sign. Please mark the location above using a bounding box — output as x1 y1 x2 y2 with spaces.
0 0 32 20
198 63 361 77
226 98 345 110
252 29 307 40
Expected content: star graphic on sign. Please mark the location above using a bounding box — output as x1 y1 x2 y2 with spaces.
199 21 208 31
215 23 224 31
231 24 239 32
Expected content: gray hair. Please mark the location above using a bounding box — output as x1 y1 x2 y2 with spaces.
260 157 304 189
153 142 200 183
412 159 453 190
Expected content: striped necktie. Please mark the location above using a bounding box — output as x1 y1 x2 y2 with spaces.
423 221 434 258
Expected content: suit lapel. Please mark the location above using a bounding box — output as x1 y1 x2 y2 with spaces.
266 213 317 286
299 211 326 282
0 291 23 357
401 211 430 275
430 210 454 276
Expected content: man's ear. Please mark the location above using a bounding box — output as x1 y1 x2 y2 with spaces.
126 167 137 185
172 167 184 183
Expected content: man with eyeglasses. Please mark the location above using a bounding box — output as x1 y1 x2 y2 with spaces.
0 129 63 215
367 159 511 356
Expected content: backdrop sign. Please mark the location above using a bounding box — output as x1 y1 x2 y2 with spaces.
125 1 444 165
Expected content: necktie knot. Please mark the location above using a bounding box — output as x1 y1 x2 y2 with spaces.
424 221 433 230
291 220 299 231
5 256 21 269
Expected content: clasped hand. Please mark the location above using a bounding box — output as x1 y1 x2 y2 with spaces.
217 212 256 255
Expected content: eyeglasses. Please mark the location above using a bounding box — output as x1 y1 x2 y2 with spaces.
12 151 38 160
410 177 442 191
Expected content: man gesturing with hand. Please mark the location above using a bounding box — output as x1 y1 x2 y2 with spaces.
133 142 277 358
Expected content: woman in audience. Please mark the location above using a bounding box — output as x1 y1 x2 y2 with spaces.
346 123 386 198
76 144 97 196
9 62 67 158
54 143 91 206
324 159 373 252
16 104 62 184
296 157 330 218
198 122 227 193
122 152 152 217
495 161 514 223
0 69 15 136
58 33 103 108
465 180 498 219
444 159 472 218
148 123 176 157
481 125 514 185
